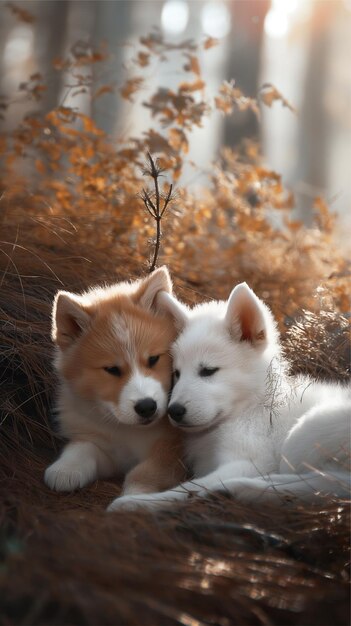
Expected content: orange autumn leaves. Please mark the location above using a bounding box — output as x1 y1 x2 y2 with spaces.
0 29 349 325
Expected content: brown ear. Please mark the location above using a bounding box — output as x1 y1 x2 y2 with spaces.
135 266 173 312
224 282 272 348
52 291 91 350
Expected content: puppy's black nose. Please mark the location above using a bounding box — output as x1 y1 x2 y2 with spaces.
168 403 186 423
134 398 157 420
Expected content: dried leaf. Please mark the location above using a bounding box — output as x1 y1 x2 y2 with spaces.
168 128 189 153
120 77 144 102
260 83 296 113
179 79 205 93
136 51 150 67
203 36 219 50
92 85 114 100
183 55 201 76
313 196 336 233
70 41 107 65
143 130 174 155
215 81 259 116
140 31 164 52
5 1 35 23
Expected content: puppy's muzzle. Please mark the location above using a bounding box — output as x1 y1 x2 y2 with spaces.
134 397 157 424
168 402 186 424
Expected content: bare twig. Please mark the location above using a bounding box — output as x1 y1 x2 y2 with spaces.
140 152 174 273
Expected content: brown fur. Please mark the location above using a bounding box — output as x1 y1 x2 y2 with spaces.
47 268 184 497
123 429 186 494
60 302 175 402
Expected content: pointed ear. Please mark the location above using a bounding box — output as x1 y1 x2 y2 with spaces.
156 292 189 331
224 283 274 348
135 266 173 312
52 291 92 350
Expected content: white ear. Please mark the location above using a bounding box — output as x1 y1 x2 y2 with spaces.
52 291 91 350
136 266 172 312
224 282 274 348
156 292 189 331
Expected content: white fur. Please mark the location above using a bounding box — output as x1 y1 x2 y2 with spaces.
111 283 350 511
44 440 114 491
44 383 170 492
115 372 167 425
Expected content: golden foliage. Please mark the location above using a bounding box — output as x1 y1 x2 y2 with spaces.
215 80 259 116
0 33 349 325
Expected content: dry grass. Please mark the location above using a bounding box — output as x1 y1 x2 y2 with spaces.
0 210 350 626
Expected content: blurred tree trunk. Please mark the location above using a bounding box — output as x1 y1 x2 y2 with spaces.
33 0 70 113
224 0 270 147
91 0 132 136
0 1 9 113
296 2 333 224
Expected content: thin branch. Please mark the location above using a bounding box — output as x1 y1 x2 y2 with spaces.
140 152 174 273
140 188 156 217
161 183 173 217
151 215 162 275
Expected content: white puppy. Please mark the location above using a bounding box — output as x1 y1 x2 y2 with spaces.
108 283 350 512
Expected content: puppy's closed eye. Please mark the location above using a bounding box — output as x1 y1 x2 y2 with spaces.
148 355 160 367
199 366 219 378
173 369 180 381
104 365 122 377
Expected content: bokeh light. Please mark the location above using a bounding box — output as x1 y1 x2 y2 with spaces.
201 1 231 39
161 0 189 35
264 6 289 38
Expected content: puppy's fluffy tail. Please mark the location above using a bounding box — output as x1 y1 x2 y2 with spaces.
220 467 351 505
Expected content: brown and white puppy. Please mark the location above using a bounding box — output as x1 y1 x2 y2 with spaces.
44 267 185 498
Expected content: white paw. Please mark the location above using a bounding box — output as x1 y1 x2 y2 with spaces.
107 491 181 513
107 494 159 513
44 458 96 492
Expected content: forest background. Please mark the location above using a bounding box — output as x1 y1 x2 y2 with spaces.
0 2 350 625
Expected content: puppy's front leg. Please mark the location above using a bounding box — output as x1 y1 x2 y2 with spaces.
108 434 185 510
44 440 115 492
107 459 259 512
